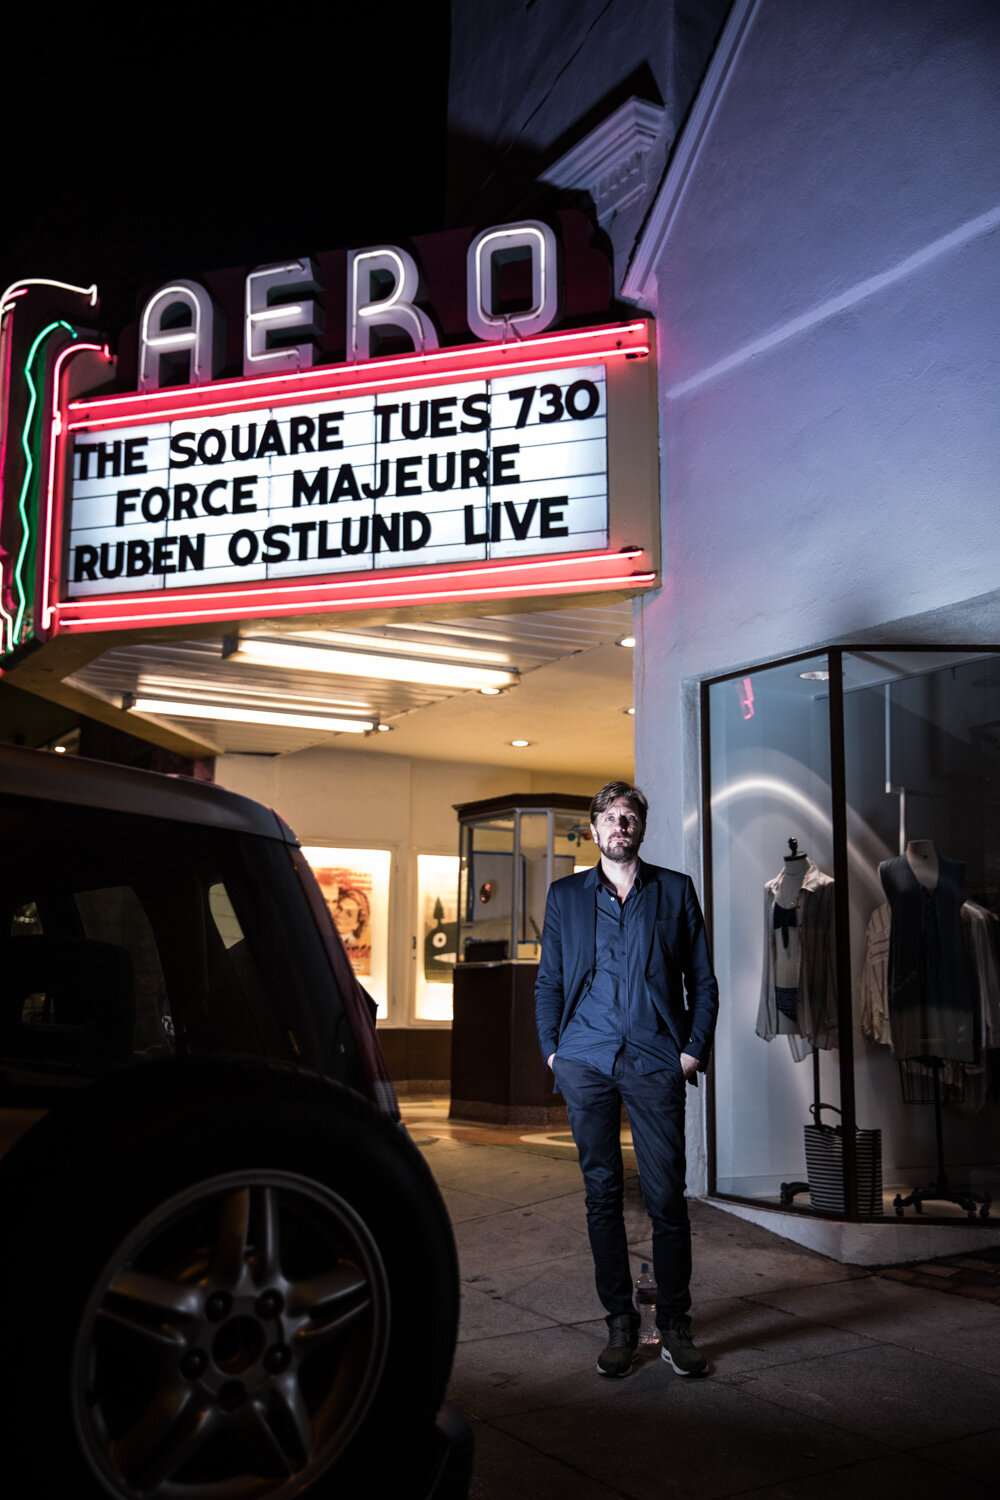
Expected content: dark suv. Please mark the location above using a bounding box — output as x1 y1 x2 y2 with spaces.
0 745 470 1499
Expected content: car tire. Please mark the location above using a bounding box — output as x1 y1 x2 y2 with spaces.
0 1058 459 1499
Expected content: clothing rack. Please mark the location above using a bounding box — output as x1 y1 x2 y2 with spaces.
892 1058 992 1220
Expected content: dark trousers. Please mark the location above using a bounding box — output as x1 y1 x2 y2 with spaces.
554 1050 691 1322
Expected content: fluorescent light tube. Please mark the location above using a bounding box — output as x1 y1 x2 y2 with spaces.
128 696 374 734
228 637 518 691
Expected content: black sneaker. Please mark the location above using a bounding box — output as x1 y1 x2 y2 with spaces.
597 1313 638 1377
660 1316 708 1376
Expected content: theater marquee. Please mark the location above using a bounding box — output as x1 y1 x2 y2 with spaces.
53 323 655 634
0 219 658 658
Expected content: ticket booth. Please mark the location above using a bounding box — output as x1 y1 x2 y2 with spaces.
449 793 597 1123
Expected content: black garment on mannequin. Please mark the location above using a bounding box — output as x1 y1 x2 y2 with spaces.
878 855 974 1063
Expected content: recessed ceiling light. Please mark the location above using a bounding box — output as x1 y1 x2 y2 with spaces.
376 723 393 732
617 635 636 649
799 670 830 681
509 739 533 748
479 686 502 695
622 707 635 716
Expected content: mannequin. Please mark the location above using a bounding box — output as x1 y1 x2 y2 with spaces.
905 838 939 890
757 839 837 1061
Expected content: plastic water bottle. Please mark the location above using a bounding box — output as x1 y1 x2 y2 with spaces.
635 1263 658 1345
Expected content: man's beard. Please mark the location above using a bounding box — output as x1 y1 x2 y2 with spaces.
597 831 640 863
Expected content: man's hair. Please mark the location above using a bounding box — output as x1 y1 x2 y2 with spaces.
590 781 649 827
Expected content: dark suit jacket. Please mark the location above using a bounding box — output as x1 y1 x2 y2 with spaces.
535 860 719 1082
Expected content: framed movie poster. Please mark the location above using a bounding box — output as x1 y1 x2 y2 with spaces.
415 854 459 1022
301 846 391 1020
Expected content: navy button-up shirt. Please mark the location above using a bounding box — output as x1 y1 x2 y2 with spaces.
556 867 681 1075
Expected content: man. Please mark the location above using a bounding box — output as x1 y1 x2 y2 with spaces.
535 781 719 1378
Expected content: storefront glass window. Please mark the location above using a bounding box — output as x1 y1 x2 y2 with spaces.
707 654 838 1205
707 648 1000 1220
844 650 1000 1218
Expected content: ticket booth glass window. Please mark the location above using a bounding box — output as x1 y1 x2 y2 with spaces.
458 817 516 963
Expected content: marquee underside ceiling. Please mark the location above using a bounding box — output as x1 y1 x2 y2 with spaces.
64 599 637 776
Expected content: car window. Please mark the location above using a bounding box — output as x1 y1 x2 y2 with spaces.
0 791 349 1100
74 887 174 1059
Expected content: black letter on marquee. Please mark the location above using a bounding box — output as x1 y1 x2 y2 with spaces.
170 432 197 468
291 521 316 560
262 525 291 563
173 484 198 520
401 401 428 440
232 475 258 514
317 411 344 451
126 539 152 576
331 464 361 502
503 499 538 541
201 480 228 516
124 438 148 475
427 452 456 491
229 530 258 565
461 394 490 432
403 512 431 549
73 545 98 581
464 506 488 545
75 443 97 480
540 497 569 537
317 521 341 558
375 405 399 443
231 423 257 460
178 534 206 571
430 397 457 437
492 444 521 485
362 461 389 499
115 489 140 527
289 415 315 454
461 450 489 488
395 457 422 496
256 419 286 459
342 517 369 554
292 468 329 506
372 513 400 552
197 429 226 465
100 542 125 578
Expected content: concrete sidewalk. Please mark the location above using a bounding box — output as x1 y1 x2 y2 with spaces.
402 1099 1000 1499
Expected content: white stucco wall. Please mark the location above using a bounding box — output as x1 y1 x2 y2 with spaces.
215 747 595 1027
632 0 1000 863
627 0 1000 1192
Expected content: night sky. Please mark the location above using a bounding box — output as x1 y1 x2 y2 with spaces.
0 10 452 750
0 12 452 340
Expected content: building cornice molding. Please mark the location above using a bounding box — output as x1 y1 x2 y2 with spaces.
622 0 761 303
541 98 666 223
